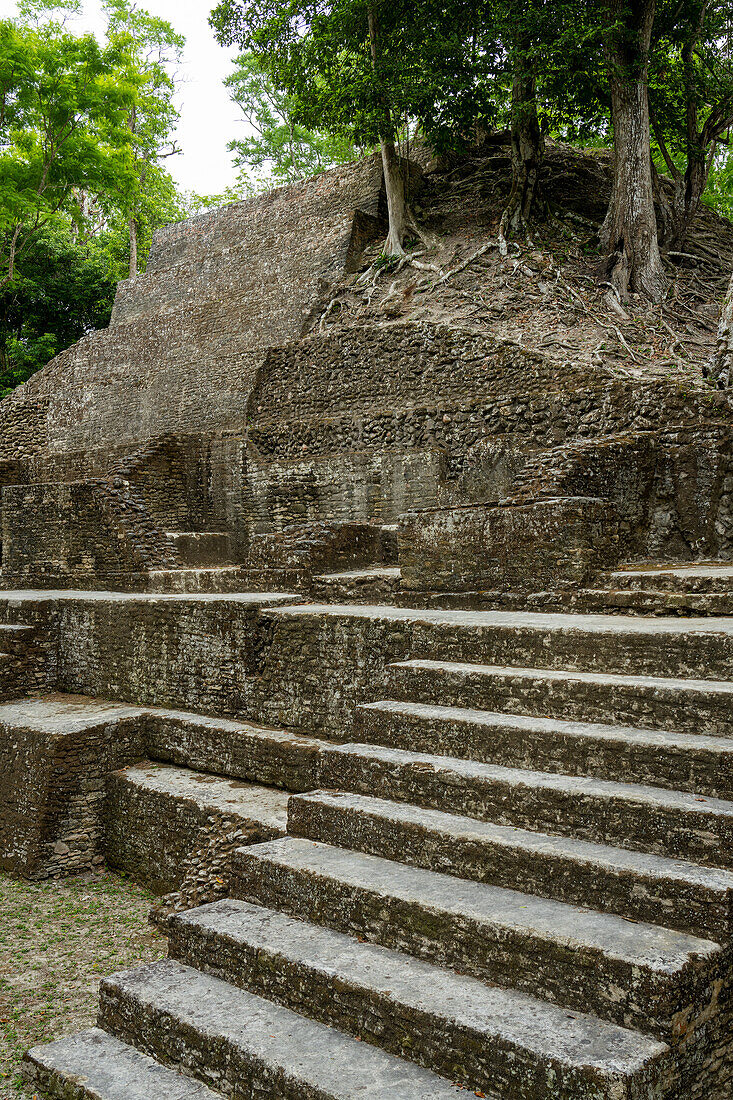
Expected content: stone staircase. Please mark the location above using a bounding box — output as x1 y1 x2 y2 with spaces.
22 603 733 1099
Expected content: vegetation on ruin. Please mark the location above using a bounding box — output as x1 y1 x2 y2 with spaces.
0 870 165 1099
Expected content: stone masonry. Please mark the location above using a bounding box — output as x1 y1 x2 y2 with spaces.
1 150 733 1099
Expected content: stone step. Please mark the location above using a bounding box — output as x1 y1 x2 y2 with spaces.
23 1028 221 1100
164 531 233 567
287 791 733 939
578 588 733 617
231 837 726 1041
389 658 733 736
104 761 288 895
145 566 248 593
318 741 733 867
356 699 733 798
168 898 670 1099
144 707 327 790
267 602 733 679
0 622 36 654
97 959 466 1099
608 565 733 594
312 567 401 605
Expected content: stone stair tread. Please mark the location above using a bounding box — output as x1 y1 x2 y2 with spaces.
115 762 289 831
25 1028 221 1100
392 658 733 695
315 566 401 581
291 789 733 893
236 837 720 973
361 698 733 753
102 959 466 1098
171 898 670 1075
328 740 733 816
269 601 733 637
610 565 733 581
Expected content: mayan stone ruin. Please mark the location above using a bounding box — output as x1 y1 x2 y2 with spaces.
2 143 733 1099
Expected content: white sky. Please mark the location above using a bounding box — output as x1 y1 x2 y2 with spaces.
0 0 242 195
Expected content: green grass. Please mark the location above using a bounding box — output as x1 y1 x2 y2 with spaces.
0 870 165 1098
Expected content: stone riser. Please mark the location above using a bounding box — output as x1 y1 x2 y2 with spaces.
287 792 733 940
231 841 727 1042
388 662 733 737
167 900 671 1100
355 701 733 799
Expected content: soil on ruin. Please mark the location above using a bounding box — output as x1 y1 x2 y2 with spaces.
314 139 733 390
0 870 165 1098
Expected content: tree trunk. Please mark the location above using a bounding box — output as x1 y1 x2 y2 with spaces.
500 49 546 247
601 0 667 302
706 270 733 388
128 217 138 279
669 152 707 249
380 139 407 257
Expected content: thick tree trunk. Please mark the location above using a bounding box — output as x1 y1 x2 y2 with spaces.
500 52 546 247
128 217 138 279
706 270 733 388
602 0 667 302
380 139 407 257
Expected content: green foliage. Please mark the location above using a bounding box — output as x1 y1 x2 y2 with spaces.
225 52 363 189
0 218 118 396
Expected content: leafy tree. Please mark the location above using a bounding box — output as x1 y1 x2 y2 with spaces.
103 0 184 277
0 217 118 395
225 52 362 190
0 15 133 290
650 1 733 247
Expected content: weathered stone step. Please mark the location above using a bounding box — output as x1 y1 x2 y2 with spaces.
164 531 233 567
145 708 326 789
389 658 733 736
578 589 733 617
168 898 670 1100
312 567 402 605
24 1028 221 1100
145 566 249 593
0 622 36 654
318 742 733 867
268 602 733 679
288 791 733 939
231 837 726 1040
104 761 288 895
356 699 733 798
98 959 466 1099
608 565 733 594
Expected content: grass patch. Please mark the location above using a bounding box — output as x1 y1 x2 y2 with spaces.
0 870 165 1098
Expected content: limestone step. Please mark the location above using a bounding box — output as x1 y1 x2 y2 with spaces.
145 566 248 593
24 1028 221 1100
287 791 733 939
318 742 733 867
145 707 327 790
577 588 733 617
389 658 733 736
312 567 401 605
168 898 670 1099
104 761 288 895
97 959 466 1099
0 622 36 655
231 837 726 1039
267 602 733 679
608 564 733 594
356 699 733 798
164 531 233 567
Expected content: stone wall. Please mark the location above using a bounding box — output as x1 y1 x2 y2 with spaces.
2 481 178 583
